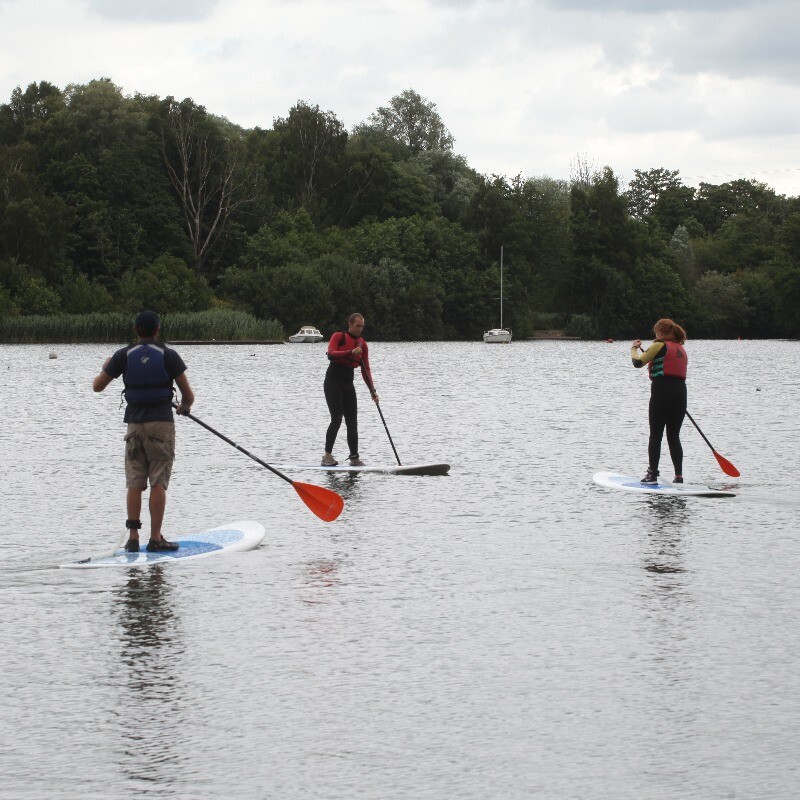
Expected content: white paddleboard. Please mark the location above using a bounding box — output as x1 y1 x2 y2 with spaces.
276 462 450 476
60 520 266 569
593 472 736 497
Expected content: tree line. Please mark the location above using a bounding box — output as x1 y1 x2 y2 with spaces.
1 78 799 339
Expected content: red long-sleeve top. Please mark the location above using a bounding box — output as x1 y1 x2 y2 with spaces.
327 331 376 394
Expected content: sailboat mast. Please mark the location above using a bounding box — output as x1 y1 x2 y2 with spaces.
500 246 504 329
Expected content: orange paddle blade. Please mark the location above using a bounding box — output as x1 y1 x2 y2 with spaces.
714 451 740 478
292 481 344 522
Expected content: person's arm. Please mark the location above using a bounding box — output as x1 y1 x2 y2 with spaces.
92 354 119 391
174 372 195 415
631 341 664 368
327 333 352 359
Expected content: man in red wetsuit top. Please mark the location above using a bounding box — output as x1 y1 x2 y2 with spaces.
322 313 379 466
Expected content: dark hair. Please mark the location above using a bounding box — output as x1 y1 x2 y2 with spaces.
348 313 365 326
653 318 687 344
135 310 161 337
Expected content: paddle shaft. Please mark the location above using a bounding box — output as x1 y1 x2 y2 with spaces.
684 411 714 451
375 402 402 466
177 407 293 485
363 376 402 466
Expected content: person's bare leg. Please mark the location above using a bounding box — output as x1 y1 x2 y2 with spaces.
126 487 144 544
149 483 166 542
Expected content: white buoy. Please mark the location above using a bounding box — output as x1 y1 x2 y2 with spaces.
49 351 57 359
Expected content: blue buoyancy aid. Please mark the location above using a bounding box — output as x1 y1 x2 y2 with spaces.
123 343 174 407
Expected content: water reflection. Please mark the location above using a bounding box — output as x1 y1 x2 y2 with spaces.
640 497 687 574
636 497 698 725
302 559 344 590
111 566 187 784
641 497 690 578
115 566 181 672
322 470 361 499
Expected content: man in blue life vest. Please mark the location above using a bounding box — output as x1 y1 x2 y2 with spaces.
92 311 195 552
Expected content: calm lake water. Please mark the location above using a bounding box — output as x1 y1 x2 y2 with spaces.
1 339 798 800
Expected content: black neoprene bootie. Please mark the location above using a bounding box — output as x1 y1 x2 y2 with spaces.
146 539 179 552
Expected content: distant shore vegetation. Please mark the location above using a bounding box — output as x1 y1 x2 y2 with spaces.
0 309 283 344
1 79 799 342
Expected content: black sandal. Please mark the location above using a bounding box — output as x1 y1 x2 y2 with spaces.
146 538 179 552
124 539 140 553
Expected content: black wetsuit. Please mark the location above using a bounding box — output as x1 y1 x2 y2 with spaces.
632 341 688 477
648 377 687 476
324 331 375 458
324 362 360 456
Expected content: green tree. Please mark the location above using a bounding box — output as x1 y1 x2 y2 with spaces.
693 179 785 236
735 269 779 337
627 167 684 220
628 256 689 334
239 208 342 270
356 89 454 155
15 275 61 314
59 271 115 313
0 284 18 315
219 261 333 332
689 271 750 337
254 101 348 223
773 265 800 336
569 167 642 334
669 225 697 285
159 97 256 276
0 81 65 145
117 255 213 313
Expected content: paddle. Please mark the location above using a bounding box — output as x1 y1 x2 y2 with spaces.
177 406 344 521
684 411 740 477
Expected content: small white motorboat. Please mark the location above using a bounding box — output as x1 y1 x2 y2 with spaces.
483 327 512 344
288 326 324 343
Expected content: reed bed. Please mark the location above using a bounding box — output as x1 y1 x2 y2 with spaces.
0 310 284 344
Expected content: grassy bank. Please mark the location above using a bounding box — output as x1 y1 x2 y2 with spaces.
0 309 285 344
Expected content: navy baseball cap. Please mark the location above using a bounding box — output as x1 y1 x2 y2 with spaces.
134 310 161 335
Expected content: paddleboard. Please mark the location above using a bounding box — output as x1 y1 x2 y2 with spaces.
593 472 736 497
60 520 266 569
276 462 450 476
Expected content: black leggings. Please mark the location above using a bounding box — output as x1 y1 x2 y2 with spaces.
648 378 687 476
324 372 358 456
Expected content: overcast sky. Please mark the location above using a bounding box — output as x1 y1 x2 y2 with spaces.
2 0 799 196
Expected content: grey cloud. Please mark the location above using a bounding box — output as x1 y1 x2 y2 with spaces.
658 11 800 82
521 3 800 84
88 0 219 22
543 0 762 11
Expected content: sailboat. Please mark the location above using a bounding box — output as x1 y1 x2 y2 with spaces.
483 246 512 343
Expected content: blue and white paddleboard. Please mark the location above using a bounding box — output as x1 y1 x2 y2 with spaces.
276 462 450 476
593 472 736 497
60 520 266 569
